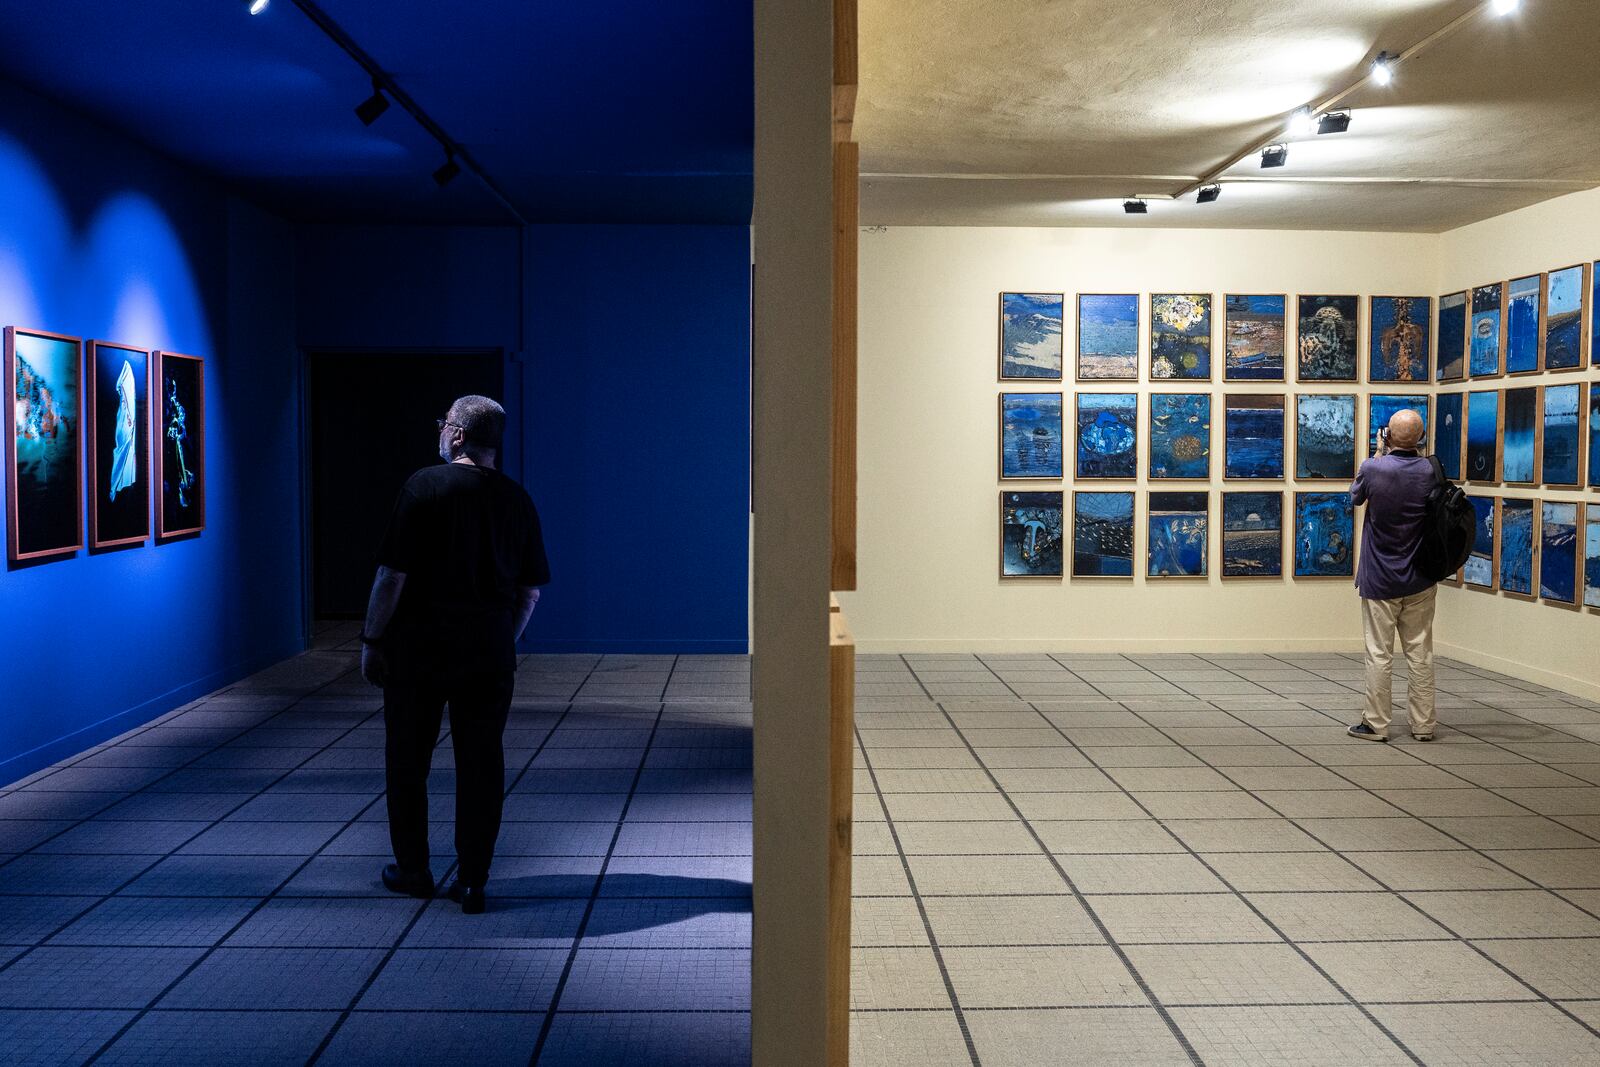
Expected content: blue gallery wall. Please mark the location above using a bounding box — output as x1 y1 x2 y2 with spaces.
0 80 304 783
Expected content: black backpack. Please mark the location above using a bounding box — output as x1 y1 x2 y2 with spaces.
1416 455 1474 583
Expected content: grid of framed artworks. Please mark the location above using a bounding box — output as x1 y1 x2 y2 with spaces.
1435 260 1596 381
5 325 205 564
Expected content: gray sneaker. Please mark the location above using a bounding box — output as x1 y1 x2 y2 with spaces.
1411 732 1433 742
1346 723 1387 743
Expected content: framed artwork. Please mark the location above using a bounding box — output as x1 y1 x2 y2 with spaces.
1540 383 1583 488
1294 492 1355 578
154 350 205 539
1221 491 1283 578
1542 264 1588 371
1505 274 1540 375
1463 495 1496 590
1147 392 1210 480
1149 293 1212 380
1499 497 1536 598
1075 392 1138 479
5 326 83 563
1072 490 1135 577
1590 388 1600 489
1368 394 1429 458
1436 291 1467 382
999 392 1064 480
1466 390 1500 483
1223 294 1286 381
1000 491 1064 578
1296 295 1358 382
1224 394 1285 479
999 292 1064 380
1294 394 1356 481
86 341 151 550
1585 504 1600 609
1469 283 1504 378
1594 261 1600 367
1369 295 1431 383
1076 294 1139 380
1539 501 1580 607
1502 386 1537 485
1434 392 1464 482
1147 491 1208 578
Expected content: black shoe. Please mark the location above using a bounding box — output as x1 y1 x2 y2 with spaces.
381 863 435 898
444 879 486 915
1346 723 1388 743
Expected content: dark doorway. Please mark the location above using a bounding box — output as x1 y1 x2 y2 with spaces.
307 351 504 619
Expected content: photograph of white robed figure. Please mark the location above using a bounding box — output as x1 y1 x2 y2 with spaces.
109 358 137 500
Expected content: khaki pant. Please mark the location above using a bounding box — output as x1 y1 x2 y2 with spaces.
1361 585 1437 737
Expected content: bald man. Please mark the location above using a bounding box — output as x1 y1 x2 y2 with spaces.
1347 408 1438 743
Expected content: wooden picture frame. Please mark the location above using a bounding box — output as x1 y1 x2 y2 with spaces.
1584 504 1600 612
1222 294 1288 382
998 391 1064 481
5 326 84 563
1075 293 1140 382
1074 392 1139 480
1148 293 1214 382
1539 500 1582 609
1293 393 1357 482
153 350 206 540
1292 491 1356 580
1462 494 1497 592
1497 496 1538 601
1071 490 1136 579
1146 391 1211 481
1541 262 1590 373
1222 393 1286 481
1505 274 1543 376
1538 382 1586 489
1435 291 1467 383
1501 386 1539 488
999 490 1065 580
1220 490 1285 580
1465 390 1501 486
998 292 1065 382
1146 491 1209 579
1368 295 1432 384
1295 294 1360 383
1432 392 1466 482
1367 394 1430 461
86 340 152 550
1469 282 1506 380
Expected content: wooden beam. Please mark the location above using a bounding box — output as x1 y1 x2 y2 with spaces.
832 140 860 593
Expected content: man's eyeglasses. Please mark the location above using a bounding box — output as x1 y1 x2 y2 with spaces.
435 418 461 432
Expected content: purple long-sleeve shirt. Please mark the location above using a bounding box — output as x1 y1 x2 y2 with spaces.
1350 450 1436 600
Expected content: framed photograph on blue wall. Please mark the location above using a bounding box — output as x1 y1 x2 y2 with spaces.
154 350 206 540
1147 491 1208 578
1505 274 1540 375
999 392 1063 480
999 292 1064 380
5 326 83 563
1436 291 1466 382
1224 394 1285 479
1542 264 1588 371
1147 392 1210 480
1000 491 1064 578
1369 296 1431 383
1540 383 1583 487
87 340 151 550
1294 492 1354 579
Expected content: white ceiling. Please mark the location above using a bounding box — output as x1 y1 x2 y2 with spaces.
856 0 1600 231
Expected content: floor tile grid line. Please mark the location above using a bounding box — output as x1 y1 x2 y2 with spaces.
854 726 984 1067
525 683 672 1066
1272 649 1593 713
913 660 1210 1067
1142 658 1600 1042
961 657 1429 1067
0 668 373 981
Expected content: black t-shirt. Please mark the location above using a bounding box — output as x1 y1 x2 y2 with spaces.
376 463 550 677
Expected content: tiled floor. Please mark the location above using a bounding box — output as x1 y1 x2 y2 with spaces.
0 625 752 1066
850 651 1600 1066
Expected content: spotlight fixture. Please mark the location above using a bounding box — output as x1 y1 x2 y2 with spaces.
355 82 390 126
432 155 461 187
1288 106 1316 138
1371 51 1395 86
1317 109 1352 135
244 0 269 14
1197 184 1221 204
1490 0 1519 15
1123 198 1148 215
1260 143 1288 169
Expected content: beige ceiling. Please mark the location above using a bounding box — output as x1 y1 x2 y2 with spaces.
856 0 1600 231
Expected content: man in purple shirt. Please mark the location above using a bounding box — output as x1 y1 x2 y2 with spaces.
1346 409 1438 743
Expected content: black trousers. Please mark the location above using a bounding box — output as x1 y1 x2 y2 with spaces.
384 670 514 888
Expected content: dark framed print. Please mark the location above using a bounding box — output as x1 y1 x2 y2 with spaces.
5 326 83 563
1149 293 1213 381
1296 295 1358 382
1368 295 1431 383
1001 490 1064 578
1505 274 1540 375
1436 291 1466 382
87 340 151 549
154 350 205 539
1223 294 1286 381
1469 282 1504 378
999 392 1064 480
1294 393 1356 481
1542 264 1588 371
1221 491 1284 579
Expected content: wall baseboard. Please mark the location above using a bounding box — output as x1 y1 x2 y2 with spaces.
0 638 309 788
1435 642 1600 704
854 638 1365 654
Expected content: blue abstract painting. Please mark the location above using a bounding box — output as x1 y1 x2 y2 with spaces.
1000 392 1063 479
1369 296 1431 383
1368 395 1428 458
1502 387 1537 484
1076 392 1137 479
1470 284 1502 377
1541 383 1581 487
1463 495 1495 588
1225 394 1285 479
1147 492 1208 578
1224 295 1285 381
1500 498 1535 596
1295 394 1356 480
1591 389 1600 489
1077 294 1139 380
1436 291 1466 381
1073 491 1135 577
1467 391 1499 481
1585 505 1600 608
1000 292 1064 379
1150 293 1212 380
1543 266 1585 371
1434 393 1464 481
7 329 82 561
1297 295 1358 381
1505 275 1540 375
1540 501 1579 604
1222 491 1282 578
1294 492 1354 578
1148 393 1210 479
1594 261 1600 367
1002 491 1064 577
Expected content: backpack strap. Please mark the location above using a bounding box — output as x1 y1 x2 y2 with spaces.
1426 454 1446 487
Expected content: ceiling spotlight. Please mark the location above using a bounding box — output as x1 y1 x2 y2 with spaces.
1490 0 1519 14
1260 144 1288 169
1197 184 1221 204
1317 109 1352 135
355 83 390 126
1371 52 1395 86
244 0 269 14
432 155 461 187
1288 106 1316 138
1123 198 1148 215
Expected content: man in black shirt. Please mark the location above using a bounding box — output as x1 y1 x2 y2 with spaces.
359 395 550 914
